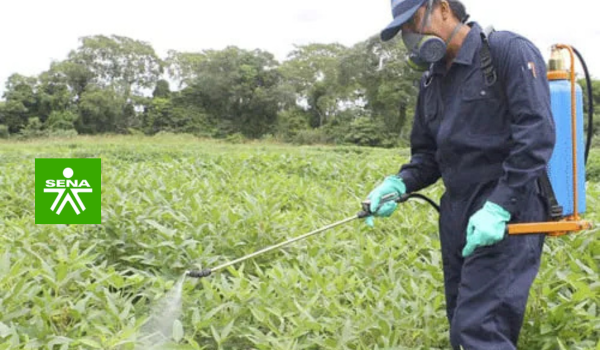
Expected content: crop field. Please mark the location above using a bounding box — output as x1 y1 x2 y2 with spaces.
0 135 599 350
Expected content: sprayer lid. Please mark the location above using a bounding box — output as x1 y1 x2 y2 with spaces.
548 70 568 81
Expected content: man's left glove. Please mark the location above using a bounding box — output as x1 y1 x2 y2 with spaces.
462 201 511 257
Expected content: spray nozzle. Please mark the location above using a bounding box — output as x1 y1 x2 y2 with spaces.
186 269 212 279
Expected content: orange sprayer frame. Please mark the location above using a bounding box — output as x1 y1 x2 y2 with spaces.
507 44 594 237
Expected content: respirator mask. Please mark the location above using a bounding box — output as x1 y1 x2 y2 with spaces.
402 0 464 71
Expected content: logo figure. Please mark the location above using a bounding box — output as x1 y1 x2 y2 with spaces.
44 167 93 215
35 158 101 224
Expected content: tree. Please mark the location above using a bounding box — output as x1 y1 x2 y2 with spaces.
279 43 351 127
578 78 600 138
76 85 125 134
67 35 164 99
578 78 600 109
143 92 211 136
143 97 173 134
46 110 78 131
43 60 95 102
153 79 171 99
36 67 78 123
1 74 38 133
338 35 420 138
180 46 291 138
0 102 4 126
1 99 30 133
164 50 205 89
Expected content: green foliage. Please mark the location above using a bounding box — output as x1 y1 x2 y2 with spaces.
144 95 212 136
0 136 599 349
1 99 29 134
319 111 402 148
18 117 45 139
181 46 289 139
587 149 600 182
143 97 173 134
3 32 599 151
164 51 206 89
0 124 8 139
76 86 126 134
291 128 334 145
275 108 310 141
579 78 600 115
49 129 79 139
45 60 95 100
1 74 38 133
225 132 247 144
593 130 600 148
37 68 77 122
45 110 78 131
68 34 164 98
339 35 420 138
344 116 388 147
153 80 171 99
0 136 598 349
591 113 600 138
280 43 352 128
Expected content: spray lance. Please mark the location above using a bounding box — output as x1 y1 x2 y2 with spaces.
186 192 438 279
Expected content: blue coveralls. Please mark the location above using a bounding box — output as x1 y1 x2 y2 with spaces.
397 22 556 349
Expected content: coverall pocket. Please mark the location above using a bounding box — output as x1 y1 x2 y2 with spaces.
471 232 511 256
459 77 507 137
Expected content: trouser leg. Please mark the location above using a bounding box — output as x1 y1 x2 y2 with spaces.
441 255 461 325
449 233 545 350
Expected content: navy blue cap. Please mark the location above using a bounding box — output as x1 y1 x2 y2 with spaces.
380 0 428 41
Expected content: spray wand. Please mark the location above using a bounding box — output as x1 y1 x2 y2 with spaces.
186 192 438 279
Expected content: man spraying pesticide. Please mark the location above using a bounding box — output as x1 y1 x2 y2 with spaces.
364 0 594 348
187 1 595 349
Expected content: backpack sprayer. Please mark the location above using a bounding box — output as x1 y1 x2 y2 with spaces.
187 43 595 280
507 44 594 236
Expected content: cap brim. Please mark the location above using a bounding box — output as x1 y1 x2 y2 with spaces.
380 2 424 41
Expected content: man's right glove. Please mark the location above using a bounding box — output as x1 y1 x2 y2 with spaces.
462 201 511 257
364 175 406 227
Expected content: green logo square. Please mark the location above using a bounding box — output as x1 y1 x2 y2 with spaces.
35 158 101 224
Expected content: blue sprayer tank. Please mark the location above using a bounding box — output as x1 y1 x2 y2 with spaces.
547 74 586 216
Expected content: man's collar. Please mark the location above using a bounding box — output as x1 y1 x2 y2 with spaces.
431 21 482 75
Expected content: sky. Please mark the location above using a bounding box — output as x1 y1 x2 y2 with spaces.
1 0 598 97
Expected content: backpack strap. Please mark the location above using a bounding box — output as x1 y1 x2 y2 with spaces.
538 170 564 220
479 26 498 86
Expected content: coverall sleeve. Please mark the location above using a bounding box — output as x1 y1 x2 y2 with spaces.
487 37 556 215
398 89 442 193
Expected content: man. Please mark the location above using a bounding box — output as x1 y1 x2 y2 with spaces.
364 0 556 349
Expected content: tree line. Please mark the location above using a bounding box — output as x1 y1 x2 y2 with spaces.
0 34 598 148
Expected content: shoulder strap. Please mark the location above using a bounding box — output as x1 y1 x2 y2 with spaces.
479 26 498 86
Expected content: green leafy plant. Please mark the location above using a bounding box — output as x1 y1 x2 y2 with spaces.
0 135 598 349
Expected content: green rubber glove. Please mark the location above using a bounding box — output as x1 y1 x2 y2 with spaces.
364 175 406 227
462 201 511 257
